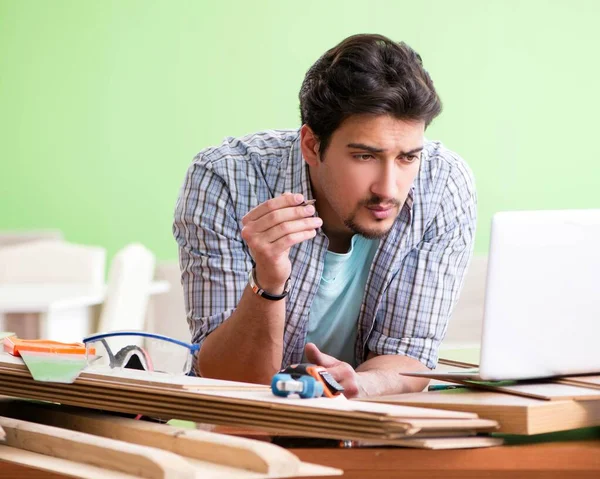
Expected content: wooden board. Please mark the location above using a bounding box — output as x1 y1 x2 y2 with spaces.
0 354 498 447
355 435 504 449
0 356 477 420
0 388 495 445
0 378 498 438
554 375 600 390
401 370 600 401
363 389 600 434
0 416 195 479
0 400 343 477
0 400 297 474
84 369 270 391
0 375 486 434
462 381 600 401
0 443 342 479
0 445 139 479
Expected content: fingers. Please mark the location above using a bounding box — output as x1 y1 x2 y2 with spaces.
263 216 322 244
241 193 319 287
241 193 321 257
268 228 319 256
252 202 317 234
304 343 339 368
242 193 305 225
327 362 360 398
242 215 320 257
304 343 361 398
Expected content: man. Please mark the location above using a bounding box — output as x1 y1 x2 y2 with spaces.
173 34 476 398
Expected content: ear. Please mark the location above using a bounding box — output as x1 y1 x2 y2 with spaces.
300 124 320 166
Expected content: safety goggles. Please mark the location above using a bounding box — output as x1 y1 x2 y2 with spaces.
82 331 199 376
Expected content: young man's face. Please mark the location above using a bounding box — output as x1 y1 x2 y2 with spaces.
303 114 425 244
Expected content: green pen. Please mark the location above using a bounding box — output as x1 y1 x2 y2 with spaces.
427 384 468 391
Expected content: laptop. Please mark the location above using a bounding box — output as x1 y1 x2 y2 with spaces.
406 209 600 381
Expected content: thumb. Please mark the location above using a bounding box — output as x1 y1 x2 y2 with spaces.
304 343 339 368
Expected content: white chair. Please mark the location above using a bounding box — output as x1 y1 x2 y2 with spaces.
442 254 488 350
0 240 106 339
146 261 191 343
142 260 190 373
0 240 106 287
97 243 156 348
0 230 64 248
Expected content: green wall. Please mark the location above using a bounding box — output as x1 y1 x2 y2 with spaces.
2 0 599 260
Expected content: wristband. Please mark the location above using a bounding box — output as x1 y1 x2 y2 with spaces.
248 267 290 301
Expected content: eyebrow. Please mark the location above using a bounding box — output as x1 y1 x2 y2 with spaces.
347 143 423 155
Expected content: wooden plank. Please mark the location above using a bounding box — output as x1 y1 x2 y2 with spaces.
1 400 301 475
0 416 195 479
0 444 343 478
0 445 136 478
0 381 496 438
0 389 492 447
464 382 600 401
356 436 504 449
0 356 476 419
82 369 270 391
0 382 413 434
364 390 600 434
0 356 498 446
0 369 487 427
554 376 600 390
0 391 494 440
0 389 435 442
401 371 600 401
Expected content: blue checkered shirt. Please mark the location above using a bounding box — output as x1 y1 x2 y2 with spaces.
173 129 477 369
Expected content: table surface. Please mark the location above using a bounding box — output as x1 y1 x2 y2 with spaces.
0 281 169 313
292 436 600 479
1 437 598 479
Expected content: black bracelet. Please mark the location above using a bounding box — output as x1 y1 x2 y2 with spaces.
248 267 290 301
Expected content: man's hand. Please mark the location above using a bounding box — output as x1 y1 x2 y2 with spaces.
304 342 363 398
305 342 431 398
241 193 322 292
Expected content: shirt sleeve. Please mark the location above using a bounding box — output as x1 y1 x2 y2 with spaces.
366 158 477 369
172 159 252 348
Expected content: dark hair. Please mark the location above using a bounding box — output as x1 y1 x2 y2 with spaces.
299 34 442 154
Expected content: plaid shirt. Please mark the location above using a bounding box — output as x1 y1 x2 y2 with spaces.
174 129 476 369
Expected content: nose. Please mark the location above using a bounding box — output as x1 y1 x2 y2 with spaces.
370 161 398 201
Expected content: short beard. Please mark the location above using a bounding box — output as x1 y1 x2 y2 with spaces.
342 196 402 239
343 217 390 239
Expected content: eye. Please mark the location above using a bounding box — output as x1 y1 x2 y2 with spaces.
400 154 420 164
353 154 374 161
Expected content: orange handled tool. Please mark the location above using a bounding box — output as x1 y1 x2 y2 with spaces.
3 336 93 356
279 363 344 398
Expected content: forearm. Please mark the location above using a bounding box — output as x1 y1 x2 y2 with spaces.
355 353 431 398
198 286 285 384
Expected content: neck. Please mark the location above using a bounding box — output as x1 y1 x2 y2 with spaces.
307 163 353 253
322 228 353 253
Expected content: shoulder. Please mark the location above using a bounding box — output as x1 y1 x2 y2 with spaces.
191 129 300 172
411 140 476 234
420 140 475 196
180 129 300 216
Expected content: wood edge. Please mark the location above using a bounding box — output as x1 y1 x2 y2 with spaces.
0 416 195 479
0 444 136 479
2 400 302 475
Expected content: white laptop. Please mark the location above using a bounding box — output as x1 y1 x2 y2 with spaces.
406 209 600 381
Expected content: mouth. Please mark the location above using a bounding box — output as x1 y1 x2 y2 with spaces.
365 204 396 220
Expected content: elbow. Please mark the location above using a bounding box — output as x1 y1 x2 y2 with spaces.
197 343 276 385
